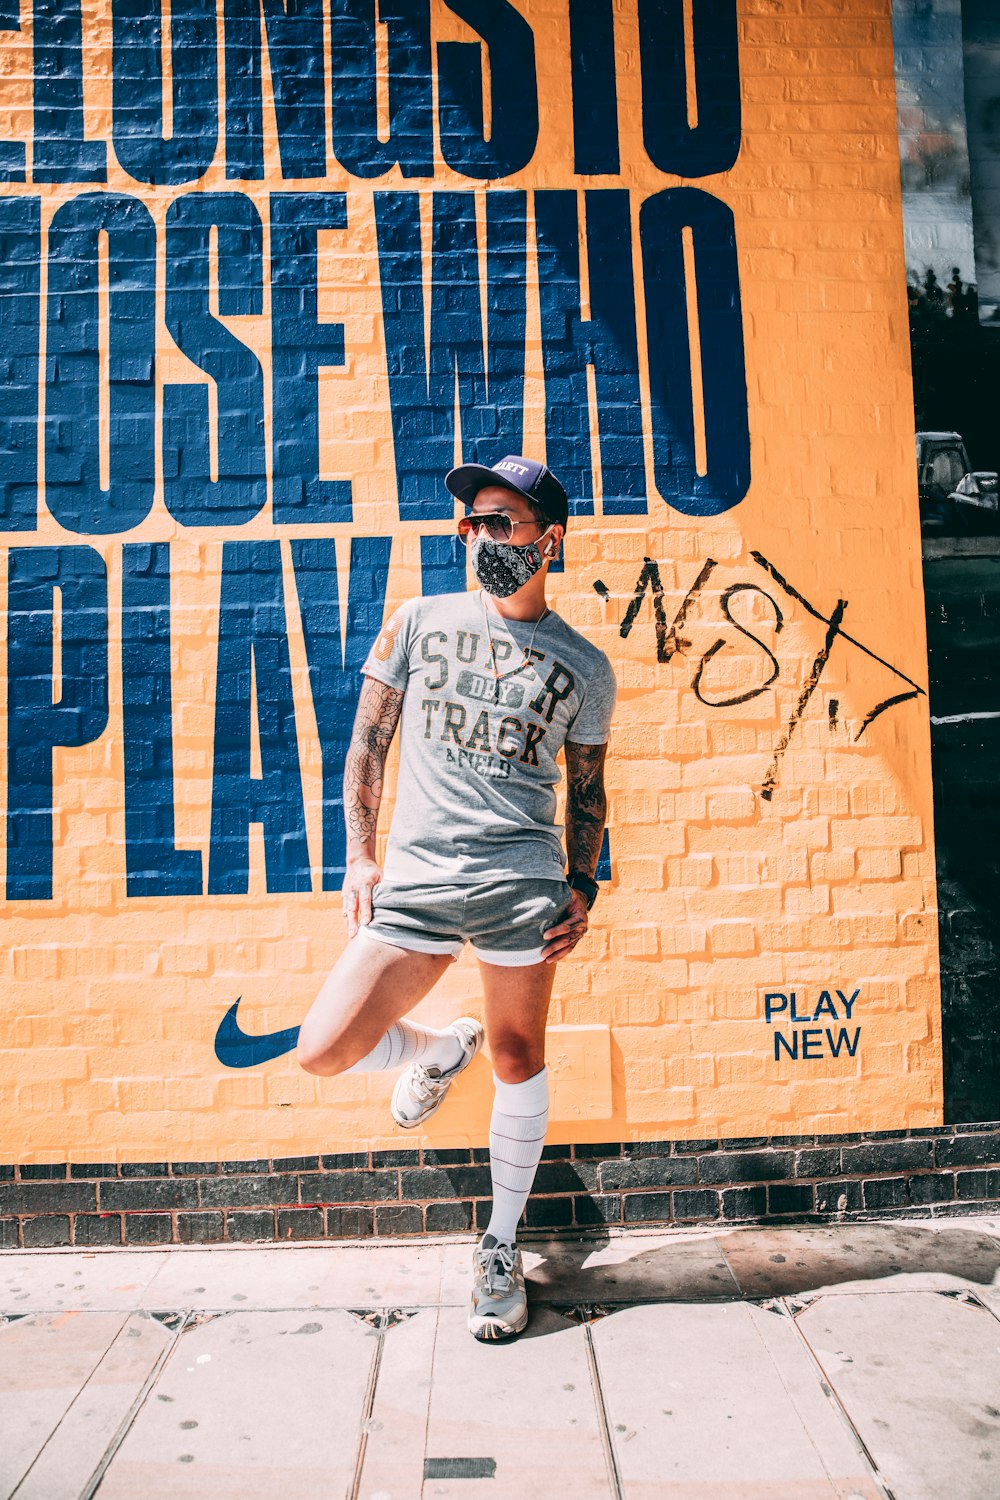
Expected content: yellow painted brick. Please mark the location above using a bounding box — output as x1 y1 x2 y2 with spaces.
901 851 934 880
710 923 758 957
784 884 831 916
906 974 941 1009
0 1017 37 1049
617 792 661 825
706 789 758 822
802 785 851 818
609 926 662 962
11 948 61 981
855 847 903 880
792 916 855 949
850 782 901 816
831 815 923 850
659 725 710 758
846 914 899 946
715 1053 764 1087
617 856 665 889
714 853 765 886
687 887 783 921
782 818 832 849
16 1083 70 1113
625 994 662 1025
666 856 714 889
833 881 926 915
810 849 855 883
158 1080 220 1111
666 1055 717 1088
900 912 935 945
5 1049 89 1084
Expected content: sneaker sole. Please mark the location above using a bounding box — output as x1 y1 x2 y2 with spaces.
390 1019 484 1130
468 1308 528 1342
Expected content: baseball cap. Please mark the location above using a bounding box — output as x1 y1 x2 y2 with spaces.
445 455 569 530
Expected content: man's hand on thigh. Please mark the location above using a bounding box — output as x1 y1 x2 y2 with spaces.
540 888 590 964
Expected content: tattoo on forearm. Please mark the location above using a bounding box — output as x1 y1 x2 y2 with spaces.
344 680 404 846
565 740 609 877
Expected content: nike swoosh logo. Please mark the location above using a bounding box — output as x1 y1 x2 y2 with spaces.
214 998 300 1069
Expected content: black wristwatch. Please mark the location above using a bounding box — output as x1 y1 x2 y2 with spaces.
567 870 600 910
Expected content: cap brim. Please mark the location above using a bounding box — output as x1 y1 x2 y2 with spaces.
444 464 535 507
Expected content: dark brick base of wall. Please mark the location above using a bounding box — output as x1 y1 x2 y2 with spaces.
3 1124 999 1249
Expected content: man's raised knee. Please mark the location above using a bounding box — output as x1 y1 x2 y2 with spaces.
296 1030 356 1077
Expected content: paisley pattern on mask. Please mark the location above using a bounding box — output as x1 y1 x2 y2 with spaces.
470 533 549 598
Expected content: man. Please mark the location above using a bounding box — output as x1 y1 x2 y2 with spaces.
297 455 616 1341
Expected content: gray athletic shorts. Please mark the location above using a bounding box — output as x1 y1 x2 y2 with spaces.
361 876 574 967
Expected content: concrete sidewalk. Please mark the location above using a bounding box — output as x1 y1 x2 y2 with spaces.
3 1217 1000 1500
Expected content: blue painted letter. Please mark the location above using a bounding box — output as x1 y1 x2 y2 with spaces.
163 193 267 527
6 547 109 901
209 542 311 895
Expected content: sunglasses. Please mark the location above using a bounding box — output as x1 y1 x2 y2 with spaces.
457 513 548 542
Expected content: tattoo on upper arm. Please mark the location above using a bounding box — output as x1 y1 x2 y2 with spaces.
565 740 609 874
344 679 404 842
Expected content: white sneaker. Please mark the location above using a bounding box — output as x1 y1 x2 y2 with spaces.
469 1235 528 1341
390 1017 484 1129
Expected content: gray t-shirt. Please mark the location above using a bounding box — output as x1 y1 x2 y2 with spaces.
360 589 617 884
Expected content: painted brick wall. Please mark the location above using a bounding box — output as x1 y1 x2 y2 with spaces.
0 0 945 1214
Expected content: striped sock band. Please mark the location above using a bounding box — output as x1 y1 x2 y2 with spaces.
346 1019 464 1074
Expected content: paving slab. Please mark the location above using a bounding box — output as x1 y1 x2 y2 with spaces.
0 1310 127 1497
97 1308 376 1500
797 1289 1000 1500
417 1305 612 1498
592 1301 882 1499
138 1242 445 1312
355 1309 434 1499
717 1222 1000 1299
0 1253 168 1313
11 1312 172 1500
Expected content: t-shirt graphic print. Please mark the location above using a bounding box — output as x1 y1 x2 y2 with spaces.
360 590 617 885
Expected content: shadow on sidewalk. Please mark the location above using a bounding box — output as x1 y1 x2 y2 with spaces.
514 1219 1000 1333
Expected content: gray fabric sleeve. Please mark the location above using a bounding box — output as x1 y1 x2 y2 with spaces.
360 599 417 693
565 651 617 745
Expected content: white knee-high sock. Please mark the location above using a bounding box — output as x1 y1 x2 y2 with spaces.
346 1019 464 1074
485 1066 550 1245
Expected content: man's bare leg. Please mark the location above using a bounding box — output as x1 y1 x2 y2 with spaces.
477 958 556 1244
478 958 556 1083
297 934 454 1076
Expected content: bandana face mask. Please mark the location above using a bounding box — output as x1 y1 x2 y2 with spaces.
469 527 554 598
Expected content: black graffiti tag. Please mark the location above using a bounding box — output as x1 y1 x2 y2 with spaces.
593 552 925 801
